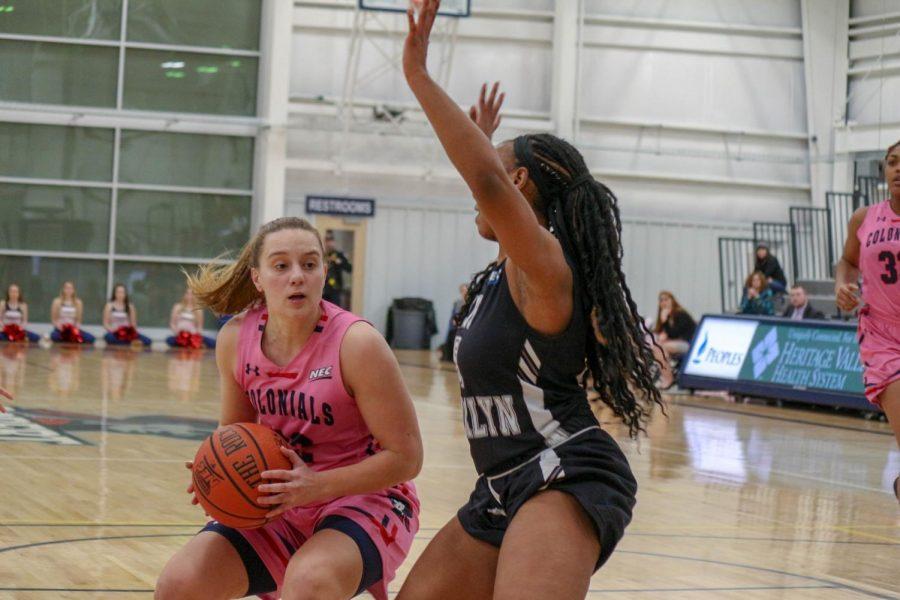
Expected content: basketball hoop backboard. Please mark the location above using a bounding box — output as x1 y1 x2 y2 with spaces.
359 0 471 17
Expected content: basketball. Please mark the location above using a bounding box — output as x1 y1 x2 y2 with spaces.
191 423 292 529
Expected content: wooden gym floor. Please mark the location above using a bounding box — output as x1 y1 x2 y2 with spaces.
0 344 897 599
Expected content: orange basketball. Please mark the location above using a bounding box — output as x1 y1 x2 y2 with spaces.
192 422 292 529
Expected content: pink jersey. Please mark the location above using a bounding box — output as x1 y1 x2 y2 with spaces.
230 301 419 600
236 302 381 471
857 199 900 324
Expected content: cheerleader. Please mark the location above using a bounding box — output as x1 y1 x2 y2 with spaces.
103 284 152 346
50 281 95 345
166 288 215 349
0 284 40 343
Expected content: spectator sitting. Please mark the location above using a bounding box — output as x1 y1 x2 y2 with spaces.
782 284 825 320
651 291 697 390
740 271 775 316
754 242 787 294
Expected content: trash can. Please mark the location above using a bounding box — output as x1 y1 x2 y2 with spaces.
386 297 438 350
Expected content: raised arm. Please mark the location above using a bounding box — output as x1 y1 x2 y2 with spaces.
403 0 568 287
835 207 866 312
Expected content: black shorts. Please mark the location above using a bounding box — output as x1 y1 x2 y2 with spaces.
457 427 637 570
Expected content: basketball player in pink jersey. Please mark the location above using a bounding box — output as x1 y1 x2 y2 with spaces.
836 140 900 502
155 217 423 600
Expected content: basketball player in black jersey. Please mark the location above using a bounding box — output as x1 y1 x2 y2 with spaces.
399 2 665 599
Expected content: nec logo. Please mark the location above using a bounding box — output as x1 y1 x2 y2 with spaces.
309 366 333 381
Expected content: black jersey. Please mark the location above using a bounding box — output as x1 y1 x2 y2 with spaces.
454 259 600 475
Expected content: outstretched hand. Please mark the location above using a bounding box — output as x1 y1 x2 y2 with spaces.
403 0 441 81
469 82 505 140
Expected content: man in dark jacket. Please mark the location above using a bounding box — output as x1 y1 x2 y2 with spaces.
323 230 352 309
782 285 825 320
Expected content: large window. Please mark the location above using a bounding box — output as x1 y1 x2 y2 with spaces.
113 261 217 329
0 123 114 181
0 257 108 324
0 0 122 39
0 184 111 253
0 1 260 115
0 40 119 107
119 130 254 189
0 127 252 325
117 190 250 258
0 3 260 327
126 0 261 50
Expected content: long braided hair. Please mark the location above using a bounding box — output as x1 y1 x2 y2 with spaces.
454 133 664 437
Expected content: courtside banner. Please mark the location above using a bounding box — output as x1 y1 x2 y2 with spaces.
679 315 870 410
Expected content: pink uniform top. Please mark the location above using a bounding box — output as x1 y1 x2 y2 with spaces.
857 199 900 324
235 301 380 474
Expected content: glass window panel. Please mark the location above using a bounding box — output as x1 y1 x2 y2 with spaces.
123 49 258 116
116 190 249 258
127 0 261 50
113 261 216 329
0 0 121 39
118 130 253 189
0 122 114 181
0 183 110 253
0 255 107 324
0 40 118 107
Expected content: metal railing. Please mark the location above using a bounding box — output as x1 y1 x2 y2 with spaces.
752 221 796 284
789 206 834 280
856 175 884 206
718 237 756 313
825 192 858 259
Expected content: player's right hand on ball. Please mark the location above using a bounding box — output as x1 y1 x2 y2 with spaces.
835 283 860 312
185 461 200 506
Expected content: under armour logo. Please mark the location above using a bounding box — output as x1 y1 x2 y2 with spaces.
244 363 260 376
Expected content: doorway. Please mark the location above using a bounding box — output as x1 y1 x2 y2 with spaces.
314 216 367 316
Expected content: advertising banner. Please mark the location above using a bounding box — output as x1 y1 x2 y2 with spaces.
679 315 869 410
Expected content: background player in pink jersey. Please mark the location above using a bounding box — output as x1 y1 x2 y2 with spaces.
836 140 900 502
155 217 423 600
